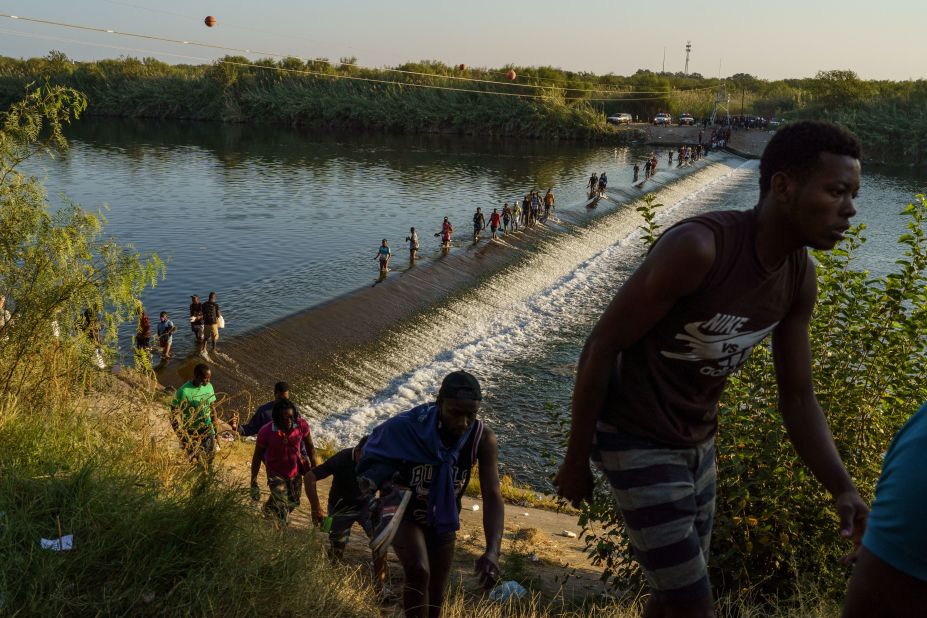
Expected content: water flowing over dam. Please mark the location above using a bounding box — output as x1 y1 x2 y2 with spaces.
210 153 759 482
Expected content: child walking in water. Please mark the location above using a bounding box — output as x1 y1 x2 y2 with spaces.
375 239 391 274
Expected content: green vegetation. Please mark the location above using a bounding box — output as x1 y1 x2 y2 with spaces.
581 193 927 603
0 86 378 616
1 54 925 161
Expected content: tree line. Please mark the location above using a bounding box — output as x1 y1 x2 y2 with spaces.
0 53 924 163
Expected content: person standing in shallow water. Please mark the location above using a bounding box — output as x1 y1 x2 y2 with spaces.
556 121 869 618
502 203 512 234
406 228 419 263
376 239 391 274
438 217 453 250
472 208 486 242
157 311 176 359
489 208 501 240
544 189 555 219
189 295 204 345
201 292 221 353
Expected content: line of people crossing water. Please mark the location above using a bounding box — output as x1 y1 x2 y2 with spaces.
369 189 558 278
371 140 724 277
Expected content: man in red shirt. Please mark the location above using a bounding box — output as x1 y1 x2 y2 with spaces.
250 399 321 524
489 208 502 240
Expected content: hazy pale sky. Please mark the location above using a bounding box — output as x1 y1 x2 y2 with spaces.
0 0 923 81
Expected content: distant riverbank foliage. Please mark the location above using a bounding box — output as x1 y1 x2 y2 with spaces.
0 53 923 157
581 193 927 602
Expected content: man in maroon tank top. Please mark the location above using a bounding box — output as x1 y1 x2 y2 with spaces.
555 121 868 617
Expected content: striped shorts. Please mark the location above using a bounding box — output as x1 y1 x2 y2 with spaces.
592 422 717 603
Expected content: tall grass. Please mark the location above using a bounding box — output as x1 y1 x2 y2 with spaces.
0 365 380 616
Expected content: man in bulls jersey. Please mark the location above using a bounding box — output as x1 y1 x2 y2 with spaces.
358 371 504 618
556 121 869 617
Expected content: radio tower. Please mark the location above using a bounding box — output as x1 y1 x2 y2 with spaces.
684 41 692 75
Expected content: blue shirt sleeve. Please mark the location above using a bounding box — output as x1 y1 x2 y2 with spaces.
862 403 927 582
240 401 273 437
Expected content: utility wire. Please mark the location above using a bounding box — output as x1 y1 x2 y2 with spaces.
0 12 717 96
1 22 703 102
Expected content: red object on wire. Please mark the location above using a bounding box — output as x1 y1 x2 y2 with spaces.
204 15 216 27
505 69 516 80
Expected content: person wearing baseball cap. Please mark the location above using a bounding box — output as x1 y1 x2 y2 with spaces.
357 370 504 617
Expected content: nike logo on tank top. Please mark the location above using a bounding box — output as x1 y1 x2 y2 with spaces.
601 208 809 446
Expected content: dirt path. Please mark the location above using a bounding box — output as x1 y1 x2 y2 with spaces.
217 440 608 604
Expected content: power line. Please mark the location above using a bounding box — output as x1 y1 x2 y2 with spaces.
95 0 369 54
0 13 717 96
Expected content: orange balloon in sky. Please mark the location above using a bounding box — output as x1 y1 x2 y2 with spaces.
506 69 517 80
204 16 217 27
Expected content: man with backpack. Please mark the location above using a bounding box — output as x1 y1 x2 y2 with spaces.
201 291 221 352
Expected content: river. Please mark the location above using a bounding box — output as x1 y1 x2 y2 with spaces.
28 118 927 487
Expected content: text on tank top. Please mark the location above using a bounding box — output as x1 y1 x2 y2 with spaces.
601 208 809 446
396 421 484 527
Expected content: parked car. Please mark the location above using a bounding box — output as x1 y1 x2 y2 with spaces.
678 113 695 126
653 113 672 125
606 113 633 125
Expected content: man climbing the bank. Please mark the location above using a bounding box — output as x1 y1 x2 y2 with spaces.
304 436 394 601
170 362 217 467
357 370 504 618
250 398 319 524
555 121 870 618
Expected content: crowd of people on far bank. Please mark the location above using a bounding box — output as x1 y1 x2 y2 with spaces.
162 122 927 618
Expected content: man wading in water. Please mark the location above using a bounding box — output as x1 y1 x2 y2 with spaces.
358 371 504 618
555 121 869 618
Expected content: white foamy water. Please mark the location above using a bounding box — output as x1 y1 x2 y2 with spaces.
313 158 759 447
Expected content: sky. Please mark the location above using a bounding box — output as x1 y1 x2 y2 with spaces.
0 0 924 81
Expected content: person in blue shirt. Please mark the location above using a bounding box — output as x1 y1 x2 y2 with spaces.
842 402 927 617
156 311 176 359
235 382 303 441
375 239 391 274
